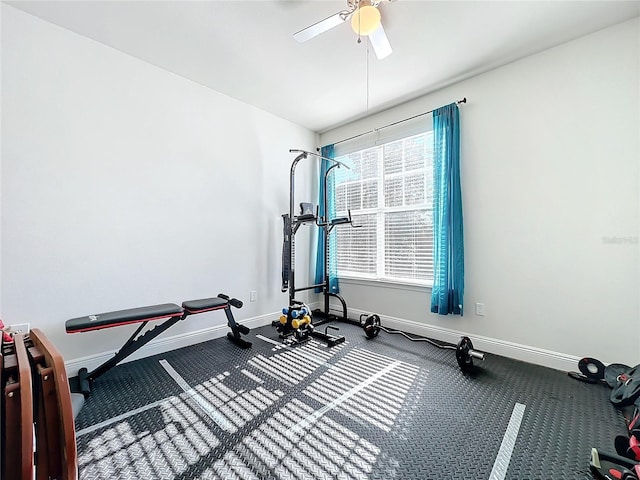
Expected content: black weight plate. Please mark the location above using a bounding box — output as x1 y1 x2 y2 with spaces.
611 365 640 407
606 363 633 388
568 371 599 384
372 315 381 337
456 336 473 372
363 315 380 339
579 357 606 380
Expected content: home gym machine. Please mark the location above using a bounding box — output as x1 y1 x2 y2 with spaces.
278 149 486 372
278 149 360 346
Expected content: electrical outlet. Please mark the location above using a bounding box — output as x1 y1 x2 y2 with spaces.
475 303 485 316
250 291 257 302
8 323 30 335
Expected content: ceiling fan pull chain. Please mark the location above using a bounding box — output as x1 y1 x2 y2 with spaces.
356 3 361 42
366 40 370 114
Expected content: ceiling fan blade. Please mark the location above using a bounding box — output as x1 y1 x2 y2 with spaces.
293 11 350 43
369 23 392 59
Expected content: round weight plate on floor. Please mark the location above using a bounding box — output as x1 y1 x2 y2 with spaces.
568 371 599 384
456 336 474 372
606 363 633 388
611 365 640 407
579 357 606 380
363 314 381 339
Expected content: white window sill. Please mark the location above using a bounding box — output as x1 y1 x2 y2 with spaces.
338 276 432 293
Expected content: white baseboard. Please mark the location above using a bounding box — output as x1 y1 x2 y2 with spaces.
64 312 277 377
316 303 580 372
66 305 580 377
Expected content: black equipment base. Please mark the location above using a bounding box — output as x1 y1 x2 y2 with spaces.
310 326 346 347
311 309 362 327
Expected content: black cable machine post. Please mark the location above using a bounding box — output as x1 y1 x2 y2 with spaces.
313 157 361 326
277 149 358 346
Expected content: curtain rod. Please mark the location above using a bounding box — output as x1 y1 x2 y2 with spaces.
323 97 467 149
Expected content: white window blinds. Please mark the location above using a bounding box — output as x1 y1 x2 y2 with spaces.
333 130 434 285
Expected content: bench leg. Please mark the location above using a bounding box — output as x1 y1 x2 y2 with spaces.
223 306 251 349
77 315 183 396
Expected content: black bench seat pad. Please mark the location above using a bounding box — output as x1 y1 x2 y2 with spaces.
66 303 183 333
182 297 228 314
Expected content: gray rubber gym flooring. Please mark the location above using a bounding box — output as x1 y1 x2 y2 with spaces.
73 321 626 479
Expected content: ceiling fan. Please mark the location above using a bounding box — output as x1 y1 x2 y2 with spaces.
293 0 393 60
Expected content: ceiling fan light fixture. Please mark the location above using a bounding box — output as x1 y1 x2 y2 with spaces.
350 5 381 36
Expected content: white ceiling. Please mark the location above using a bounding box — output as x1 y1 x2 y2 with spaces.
6 0 640 132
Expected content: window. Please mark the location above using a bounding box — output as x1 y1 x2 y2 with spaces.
333 131 434 285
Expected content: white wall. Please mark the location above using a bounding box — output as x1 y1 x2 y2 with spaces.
320 18 640 369
1 5 317 368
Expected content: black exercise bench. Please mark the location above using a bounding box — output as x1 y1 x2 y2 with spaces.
66 294 250 396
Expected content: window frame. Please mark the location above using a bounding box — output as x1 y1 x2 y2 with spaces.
332 126 434 288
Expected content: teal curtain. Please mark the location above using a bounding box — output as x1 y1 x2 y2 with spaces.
314 145 339 293
430 104 464 315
